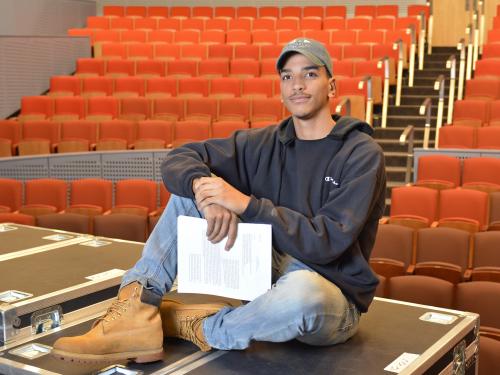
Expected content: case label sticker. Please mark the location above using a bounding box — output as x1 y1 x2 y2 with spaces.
419 312 458 325
0 224 17 232
85 269 126 281
80 239 112 247
42 234 74 241
384 352 420 373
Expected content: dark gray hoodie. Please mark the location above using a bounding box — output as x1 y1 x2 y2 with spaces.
162 115 386 312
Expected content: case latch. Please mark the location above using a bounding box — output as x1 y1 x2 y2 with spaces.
31 306 63 334
452 339 466 375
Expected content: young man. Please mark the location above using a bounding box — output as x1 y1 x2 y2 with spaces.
52 38 386 363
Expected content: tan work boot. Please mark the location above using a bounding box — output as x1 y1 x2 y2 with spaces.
160 299 227 352
52 282 164 363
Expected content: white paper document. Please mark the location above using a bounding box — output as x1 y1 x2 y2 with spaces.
177 215 272 301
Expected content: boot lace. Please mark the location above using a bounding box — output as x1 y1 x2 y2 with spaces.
92 298 129 328
178 316 207 350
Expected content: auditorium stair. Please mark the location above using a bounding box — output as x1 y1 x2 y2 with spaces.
372 46 458 212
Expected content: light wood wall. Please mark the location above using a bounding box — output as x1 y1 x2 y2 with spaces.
433 0 499 46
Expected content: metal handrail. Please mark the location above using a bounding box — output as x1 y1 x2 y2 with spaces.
407 24 417 87
434 75 446 147
466 23 474 80
446 55 457 124
335 97 351 116
393 39 404 106
473 10 480 69
378 56 390 128
420 98 432 149
427 0 434 54
479 0 485 54
399 125 415 184
418 11 427 70
457 38 466 99
358 76 373 125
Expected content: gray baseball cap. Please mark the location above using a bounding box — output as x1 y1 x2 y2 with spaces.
276 38 333 77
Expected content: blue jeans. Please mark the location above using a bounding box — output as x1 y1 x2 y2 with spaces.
122 195 360 350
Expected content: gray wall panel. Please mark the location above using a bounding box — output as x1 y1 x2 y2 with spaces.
0 36 91 118
0 0 96 36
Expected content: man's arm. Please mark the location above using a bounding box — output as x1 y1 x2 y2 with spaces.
161 132 253 250
195 142 386 265
161 131 252 200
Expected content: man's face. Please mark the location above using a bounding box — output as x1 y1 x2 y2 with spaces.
279 53 335 121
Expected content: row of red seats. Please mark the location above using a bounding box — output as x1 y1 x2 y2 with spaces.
451 99 500 126
48 76 285 98
0 177 167 216
101 5 429 20
18 89 364 121
0 117 275 156
0 211 156 243
75 28 414 48
385 185 497 232
373 225 500 284
83 54 388 75
69 58 386 81
438 125 500 149
0 177 171 240
416 155 500 191
75 55 383 79
79 16 420 33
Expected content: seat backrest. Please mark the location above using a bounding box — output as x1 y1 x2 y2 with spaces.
388 275 454 308
99 120 136 145
453 99 490 124
439 188 489 229
462 157 500 187
476 127 500 149
93 214 147 242
25 178 67 211
455 281 500 329
371 224 414 266
115 179 157 213
416 227 470 270
0 178 22 211
0 213 35 225
438 126 476 149
390 186 439 223
36 213 89 234
71 178 113 211
137 120 173 145
473 231 500 267
479 336 500 375
490 192 500 223
417 155 461 187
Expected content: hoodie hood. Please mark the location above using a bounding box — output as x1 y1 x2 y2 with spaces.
278 114 373 145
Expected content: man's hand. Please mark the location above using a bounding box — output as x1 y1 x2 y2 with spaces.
193 177 251 215
201 204 239 250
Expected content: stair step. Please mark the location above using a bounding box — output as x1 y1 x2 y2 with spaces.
409 69 451 78
374 126 436 139
391 95 449 106
388 105 448 116
401 86 453 96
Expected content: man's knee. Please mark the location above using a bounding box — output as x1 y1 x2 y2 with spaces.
279 270 339 317
165 194 200 216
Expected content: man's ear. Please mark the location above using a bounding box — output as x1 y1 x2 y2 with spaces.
328 78 336 98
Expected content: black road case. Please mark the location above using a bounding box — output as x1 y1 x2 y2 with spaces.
0 231 144 347
0 223 87 260
0 297 479 375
